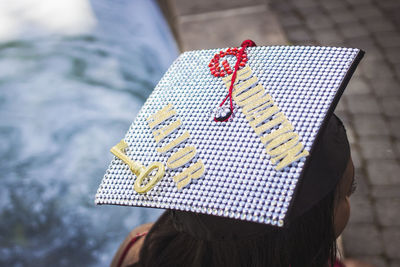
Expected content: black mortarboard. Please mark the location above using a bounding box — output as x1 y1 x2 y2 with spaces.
95 41 363 227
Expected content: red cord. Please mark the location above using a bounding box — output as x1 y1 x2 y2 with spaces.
214 39 256 122
116 232 148 267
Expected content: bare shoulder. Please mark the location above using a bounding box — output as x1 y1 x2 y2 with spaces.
128 223 154 238
343 259 376 267
111 223 154 267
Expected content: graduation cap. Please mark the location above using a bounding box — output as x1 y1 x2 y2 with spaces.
95 40 364 227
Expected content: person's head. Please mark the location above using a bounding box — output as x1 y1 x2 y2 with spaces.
131 114 356 267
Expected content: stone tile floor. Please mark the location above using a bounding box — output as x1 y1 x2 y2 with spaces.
166 0 400 265
268 0 400 266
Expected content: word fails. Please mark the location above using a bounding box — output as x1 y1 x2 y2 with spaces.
222 66 309 171
111 103 205 194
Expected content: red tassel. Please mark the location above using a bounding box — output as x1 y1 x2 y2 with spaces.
214 39 257 122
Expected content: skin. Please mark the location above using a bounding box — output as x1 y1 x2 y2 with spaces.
334 157 355 238
334 157 375 267
110 222 153 267
112 157 374 267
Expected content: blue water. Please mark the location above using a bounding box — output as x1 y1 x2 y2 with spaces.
0 1 177 266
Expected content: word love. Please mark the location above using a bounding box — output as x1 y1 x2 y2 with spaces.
222 66 309 171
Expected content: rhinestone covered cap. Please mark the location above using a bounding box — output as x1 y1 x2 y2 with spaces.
95 46 363 227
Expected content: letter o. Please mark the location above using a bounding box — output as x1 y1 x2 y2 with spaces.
134 162 165 194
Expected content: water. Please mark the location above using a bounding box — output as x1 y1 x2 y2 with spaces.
0 0 178 266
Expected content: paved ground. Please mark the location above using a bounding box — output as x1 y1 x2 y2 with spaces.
163 0 400 266
268 1 400 266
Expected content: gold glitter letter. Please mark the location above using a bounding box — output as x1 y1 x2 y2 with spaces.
167 146 197 169
153 119 182 143
247 105 279 129
134 162 165 194
157 131 190 153
173 160 205 190
147 103 176 129
271 142 309 171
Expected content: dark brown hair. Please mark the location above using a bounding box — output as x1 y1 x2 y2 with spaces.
130 115 349 267
130 188 337 267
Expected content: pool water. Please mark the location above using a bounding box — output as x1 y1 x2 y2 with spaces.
0 0 177 266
